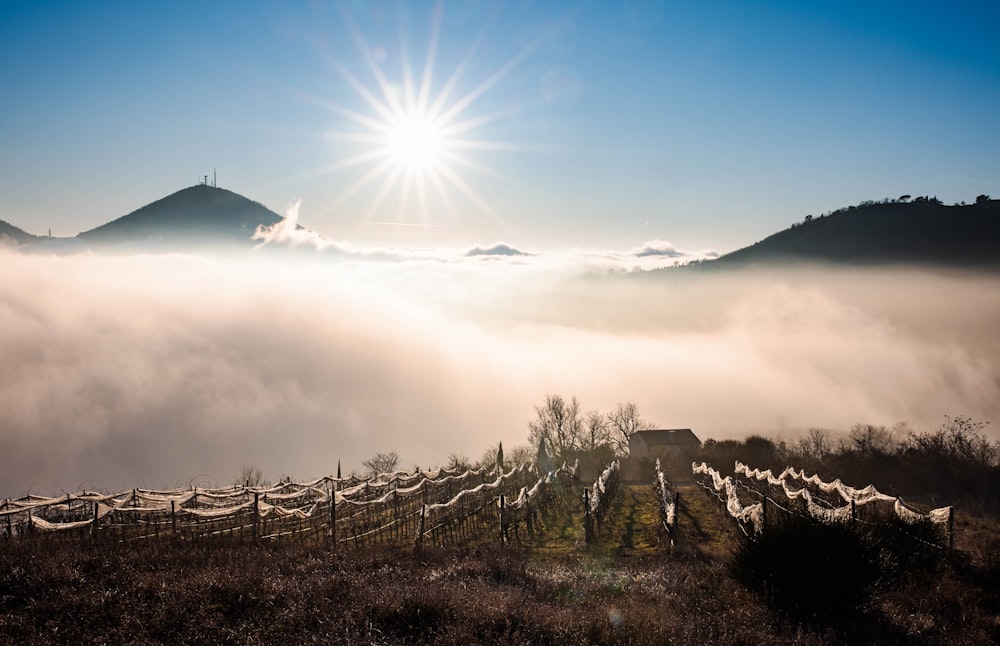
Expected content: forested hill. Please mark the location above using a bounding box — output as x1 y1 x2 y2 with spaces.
77 184 283 249
708 197 1000 269
0 218 38 246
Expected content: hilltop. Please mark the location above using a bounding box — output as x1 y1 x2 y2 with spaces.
705 196 1000 269
76 184 284 250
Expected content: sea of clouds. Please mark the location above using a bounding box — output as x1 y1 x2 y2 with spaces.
2 236 998 496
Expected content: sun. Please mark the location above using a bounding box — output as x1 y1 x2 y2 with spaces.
308 4 542 231
388 114 441 170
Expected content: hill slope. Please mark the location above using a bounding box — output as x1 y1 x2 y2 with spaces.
77 184 283 249
0 218 39 246
711 199 1000 268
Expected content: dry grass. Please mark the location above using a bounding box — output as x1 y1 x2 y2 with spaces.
1 483 997 645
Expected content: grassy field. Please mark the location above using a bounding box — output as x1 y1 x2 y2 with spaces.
1 479 997 644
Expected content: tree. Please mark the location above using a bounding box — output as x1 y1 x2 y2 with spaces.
237 464 265 488
796 428 833 466
504 443 535 469
536 437 553 473
607 401 654 455
899 194 911 202
362 451 400 478
976 194 990 204
528 394 582 459
445 452 471 471
580 409 611 451
847 424 895 456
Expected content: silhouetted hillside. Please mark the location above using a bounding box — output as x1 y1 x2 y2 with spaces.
77 184 283 249
0 218 38 246
708 198 1000 268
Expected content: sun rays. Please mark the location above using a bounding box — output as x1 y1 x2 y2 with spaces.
311 2 535 234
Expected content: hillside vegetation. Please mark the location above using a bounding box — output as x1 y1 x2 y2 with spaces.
706 196 1000 268
3 428 998 645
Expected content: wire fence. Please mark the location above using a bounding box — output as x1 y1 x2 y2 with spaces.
0 464 548 549
692 460 955 550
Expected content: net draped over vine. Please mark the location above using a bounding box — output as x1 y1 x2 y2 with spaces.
733 461 952 526
1 464 538 544
654 458 675 530
692 462 765 534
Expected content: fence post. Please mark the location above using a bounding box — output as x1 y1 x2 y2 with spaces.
850 499 856 523
948 506 955 552
673 491 680 537
252 492 259 543
415 504 426 551
329 490 337 546
499 494 507 543
92 500 100 539
583 488 594 544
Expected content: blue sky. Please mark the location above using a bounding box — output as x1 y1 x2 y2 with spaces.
2 0 998 253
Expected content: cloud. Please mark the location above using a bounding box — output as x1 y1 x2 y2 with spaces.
630 239 686 258
2 251 998 497
465 242 533 258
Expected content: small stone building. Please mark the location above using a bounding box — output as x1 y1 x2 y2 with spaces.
625 429 701 480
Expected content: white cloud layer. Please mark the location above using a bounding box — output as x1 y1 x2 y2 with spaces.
2 248 998 496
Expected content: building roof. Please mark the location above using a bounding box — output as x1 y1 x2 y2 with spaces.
631 429 700 447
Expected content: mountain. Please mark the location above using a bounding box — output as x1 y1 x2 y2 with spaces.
707 198 1000 268
77 184 283 249
0 218 39 246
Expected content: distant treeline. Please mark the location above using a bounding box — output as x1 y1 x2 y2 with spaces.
698 416 998 512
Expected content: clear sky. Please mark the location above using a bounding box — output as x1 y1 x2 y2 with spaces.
2 0 998 253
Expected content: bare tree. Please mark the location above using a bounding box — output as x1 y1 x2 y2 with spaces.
580 409 611 451
528 394 582 459
607 401 654 455
504 443 536 469
237 464 265 488
847 424 895 456
362 451 400 478
445 452 471 471
796 428 833 465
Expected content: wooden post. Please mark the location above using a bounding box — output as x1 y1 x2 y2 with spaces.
413 505 427 550
948 506 955 552
673 491 680 536
583 488 594 544
329 491 337 546
252 492 259 543
850 499 856 523
92 500 100 538
393 491 400 542
499 494 507 543
171 500 177 538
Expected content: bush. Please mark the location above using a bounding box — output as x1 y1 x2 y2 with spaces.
732 516 876 619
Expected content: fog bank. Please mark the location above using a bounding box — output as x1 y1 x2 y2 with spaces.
2 249 998 496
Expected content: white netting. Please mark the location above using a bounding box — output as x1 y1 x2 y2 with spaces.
654 459 675 531
588 460 620 520
0 463 537 543
692 462 764 533
734 461 952 526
